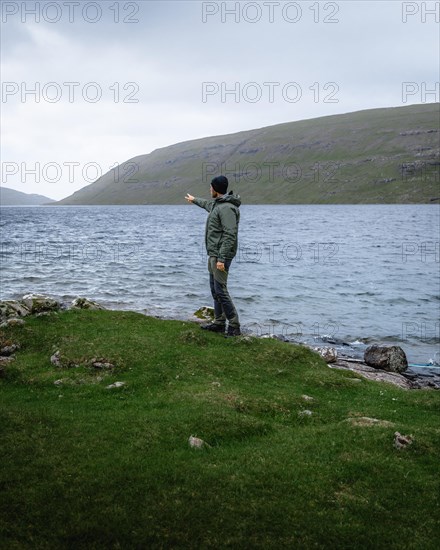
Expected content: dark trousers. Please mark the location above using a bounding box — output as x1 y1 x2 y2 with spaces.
208 256 240 328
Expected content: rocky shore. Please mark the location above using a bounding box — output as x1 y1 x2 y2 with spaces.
1 295 439 390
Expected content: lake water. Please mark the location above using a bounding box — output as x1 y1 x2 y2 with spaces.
0 204 439 365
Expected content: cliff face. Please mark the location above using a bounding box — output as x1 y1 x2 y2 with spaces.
55 103 440 205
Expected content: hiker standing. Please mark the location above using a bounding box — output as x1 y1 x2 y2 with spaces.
185 176 241 337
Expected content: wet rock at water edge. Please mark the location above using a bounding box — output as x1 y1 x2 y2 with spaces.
71 297 105 310
193 306 215 322
21 293 61 315
314 347 338 363
364 345 408 373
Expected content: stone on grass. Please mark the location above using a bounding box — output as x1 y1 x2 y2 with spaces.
50 351 61 367
1 344 20 356
0 318 25 328
91 360 115 370
364 345 408 373
301 395 314 402
298 409 313 417
188 435 210 449
106 381 126 389
394 431 413 450
314 347 337 363
0 300 31 321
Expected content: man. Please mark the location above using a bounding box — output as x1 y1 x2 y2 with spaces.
185 175 241 337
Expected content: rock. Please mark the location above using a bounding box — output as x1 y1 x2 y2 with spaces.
0 300 31 321
71 297 105 310
345 417 394 427
90 359 115 370
394 431 413 449
301 395 314 402
21 294 61 315
106 381 125 389
50 351 61 367
298 409 313 417
314 347 337 363
188 435 210 449
0 344 20 356
329 359 412 389
364 345 408 373
0 318 25 328
193 306 215 321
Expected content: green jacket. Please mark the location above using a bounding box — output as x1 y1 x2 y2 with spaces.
193 192 241 262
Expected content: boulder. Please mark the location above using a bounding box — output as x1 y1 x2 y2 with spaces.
364 345 408 373
71 297 105 310
314 347 337 363
21 294 61 314
0 300 31 321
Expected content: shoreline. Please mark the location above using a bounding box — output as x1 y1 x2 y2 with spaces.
1 293 439 390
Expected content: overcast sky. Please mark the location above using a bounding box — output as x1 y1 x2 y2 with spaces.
1 0 439 200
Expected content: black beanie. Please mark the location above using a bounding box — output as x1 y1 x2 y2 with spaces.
211 175 229 195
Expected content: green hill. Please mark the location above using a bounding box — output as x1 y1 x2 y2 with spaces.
55 104 439 205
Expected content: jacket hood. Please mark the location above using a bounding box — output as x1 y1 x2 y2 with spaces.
216 191 241 207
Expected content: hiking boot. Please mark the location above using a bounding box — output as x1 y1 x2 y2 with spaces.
225 326 241 338
200 323 225 333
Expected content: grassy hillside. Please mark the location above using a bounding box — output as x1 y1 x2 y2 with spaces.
54 103 440 205
1 309 439 548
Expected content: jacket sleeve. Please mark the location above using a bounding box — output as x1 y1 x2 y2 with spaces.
218 206 238 262
192 197 213 212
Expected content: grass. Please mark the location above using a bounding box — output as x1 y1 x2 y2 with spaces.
1 309 439 549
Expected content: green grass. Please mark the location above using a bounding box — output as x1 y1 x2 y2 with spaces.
1 309 439 549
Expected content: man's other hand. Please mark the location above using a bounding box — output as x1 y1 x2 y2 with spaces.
216 261 225 271
185 193 194 203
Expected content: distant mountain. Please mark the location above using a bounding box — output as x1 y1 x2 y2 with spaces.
54 104 439 205
0 187 55 206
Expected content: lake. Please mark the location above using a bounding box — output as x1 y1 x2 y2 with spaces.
0 204 439 365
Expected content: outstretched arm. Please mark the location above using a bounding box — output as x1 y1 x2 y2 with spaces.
185 193 213 212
